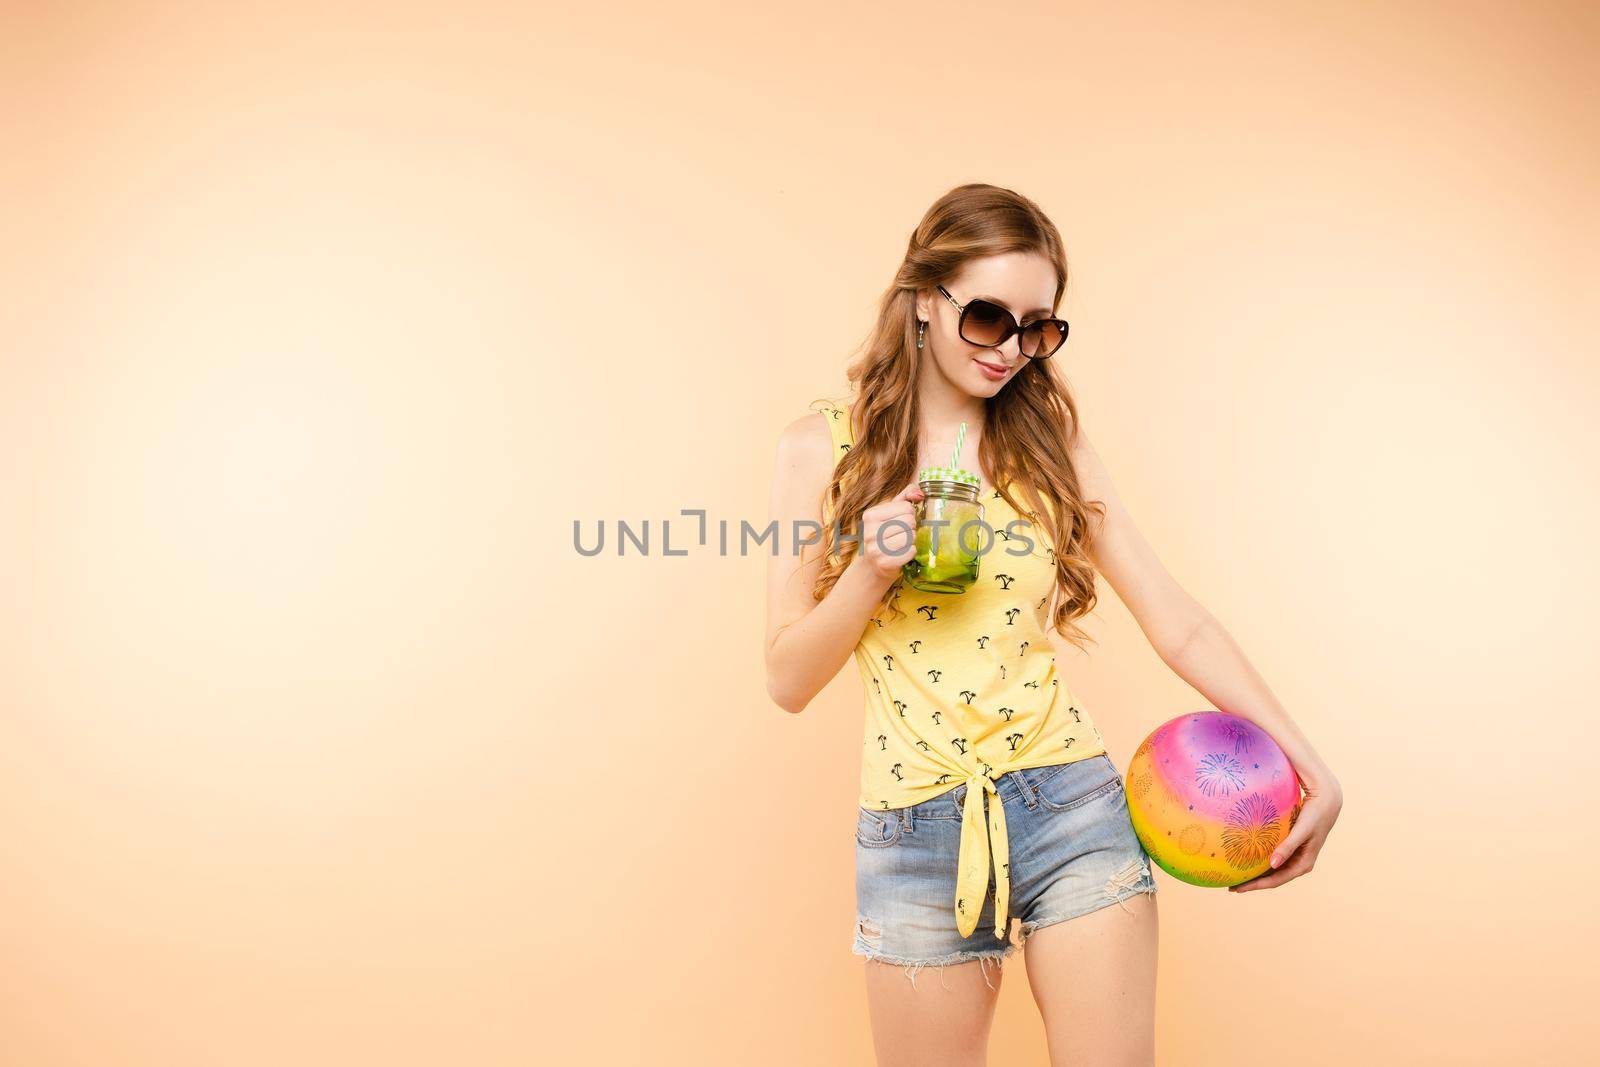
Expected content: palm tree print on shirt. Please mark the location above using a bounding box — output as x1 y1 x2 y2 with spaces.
812 398 1108 820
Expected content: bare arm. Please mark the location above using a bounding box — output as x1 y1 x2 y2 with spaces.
763 413 919 714
1071 427 1211 661
1071 426 1340 793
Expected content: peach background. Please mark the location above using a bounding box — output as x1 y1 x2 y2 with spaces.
3 2 1596 1063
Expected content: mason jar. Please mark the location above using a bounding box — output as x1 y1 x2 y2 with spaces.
901 466 986 594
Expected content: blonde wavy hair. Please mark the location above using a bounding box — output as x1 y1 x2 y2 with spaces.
815 182 1106 651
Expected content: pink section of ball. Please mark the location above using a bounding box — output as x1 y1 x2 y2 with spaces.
1146 711 1299 826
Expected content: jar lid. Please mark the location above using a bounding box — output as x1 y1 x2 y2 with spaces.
918 465 980 487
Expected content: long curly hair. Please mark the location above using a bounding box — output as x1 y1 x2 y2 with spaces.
814 182 1106 651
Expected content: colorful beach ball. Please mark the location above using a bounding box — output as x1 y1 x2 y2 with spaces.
1125 711 1304 888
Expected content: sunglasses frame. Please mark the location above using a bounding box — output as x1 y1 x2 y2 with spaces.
936 284 1069 360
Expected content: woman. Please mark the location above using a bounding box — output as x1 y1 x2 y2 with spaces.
763 183 1342 1066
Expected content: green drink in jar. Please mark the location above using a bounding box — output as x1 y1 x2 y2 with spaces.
902 464 985 594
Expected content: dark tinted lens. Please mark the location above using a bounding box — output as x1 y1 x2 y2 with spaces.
960 300 1013 346
1022 319 1067 358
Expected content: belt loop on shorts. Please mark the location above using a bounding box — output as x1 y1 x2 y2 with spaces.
900 805 914 834
1014 767 1041 810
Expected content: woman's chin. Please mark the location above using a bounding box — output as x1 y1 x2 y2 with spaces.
970 370 1009 394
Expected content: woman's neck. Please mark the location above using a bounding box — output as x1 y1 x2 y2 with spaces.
916 377 987 468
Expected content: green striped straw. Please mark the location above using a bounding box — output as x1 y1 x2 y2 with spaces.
951 421 967 469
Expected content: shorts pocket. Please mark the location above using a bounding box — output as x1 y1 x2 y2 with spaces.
855 806 902 848
1034 757 1123 813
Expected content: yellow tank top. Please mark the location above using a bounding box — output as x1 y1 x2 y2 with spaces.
814 398 1109 940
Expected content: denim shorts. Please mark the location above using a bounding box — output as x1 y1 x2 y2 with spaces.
851 754 1157 985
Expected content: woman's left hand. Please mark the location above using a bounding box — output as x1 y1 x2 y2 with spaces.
1228 772 1342 893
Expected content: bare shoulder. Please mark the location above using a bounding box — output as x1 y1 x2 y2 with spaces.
773 411 835 483
1065 418 1115 546
1066 419 1109 498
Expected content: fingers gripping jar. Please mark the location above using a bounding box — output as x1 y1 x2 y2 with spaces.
901 465 986 594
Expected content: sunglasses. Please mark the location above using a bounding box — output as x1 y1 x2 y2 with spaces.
937 284 1069 360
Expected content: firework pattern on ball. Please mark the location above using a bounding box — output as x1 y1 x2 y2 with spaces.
1124 710 1304 888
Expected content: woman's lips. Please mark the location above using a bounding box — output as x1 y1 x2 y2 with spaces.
974 358 1009 381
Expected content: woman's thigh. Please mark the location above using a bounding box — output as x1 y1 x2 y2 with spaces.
1022 889 1157 1065
862 955 1005 1067
852 799 1016 1065
1007 758 1161 1064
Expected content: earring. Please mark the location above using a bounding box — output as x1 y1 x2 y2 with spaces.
916 320 927 350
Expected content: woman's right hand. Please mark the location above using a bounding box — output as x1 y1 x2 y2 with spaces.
857 481 924 583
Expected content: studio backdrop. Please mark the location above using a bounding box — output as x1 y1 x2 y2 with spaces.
2 2 1595 1064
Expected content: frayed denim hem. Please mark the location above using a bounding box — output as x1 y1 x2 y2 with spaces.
851 917 1019 991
